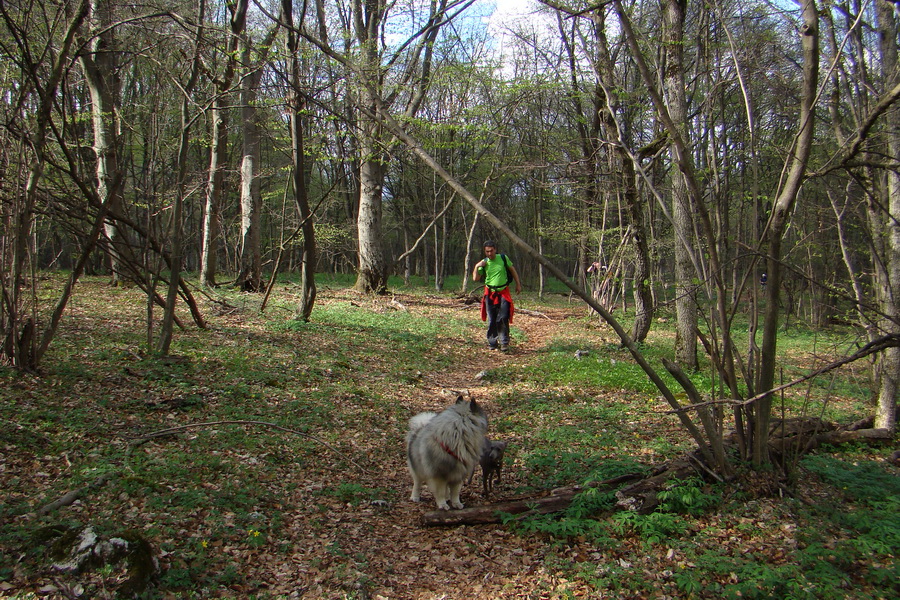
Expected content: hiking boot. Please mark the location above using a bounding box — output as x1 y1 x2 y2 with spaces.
488 344 498 351
500 344 509 352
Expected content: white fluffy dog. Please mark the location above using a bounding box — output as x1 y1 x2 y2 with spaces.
406 396 489 510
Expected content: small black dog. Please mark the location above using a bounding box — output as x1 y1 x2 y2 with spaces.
469 437 508 496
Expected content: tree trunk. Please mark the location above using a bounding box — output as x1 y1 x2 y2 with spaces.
200 0 247 288
590 8 653 341
349 0 389 295
756 0 820 464
236 30 270 293
0 2 89 369
461 210 479 292
80 0 129 286
284 0 316 321
158 0 205 355
354 145 388 294
873 0 899 433
663 0 698 369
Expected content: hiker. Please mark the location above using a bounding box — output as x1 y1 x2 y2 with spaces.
472 240 522 351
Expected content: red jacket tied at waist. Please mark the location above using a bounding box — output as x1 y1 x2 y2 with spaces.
480 287 514 323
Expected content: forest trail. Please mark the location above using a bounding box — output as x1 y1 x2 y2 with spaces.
400 292 587 399
331 293 595 599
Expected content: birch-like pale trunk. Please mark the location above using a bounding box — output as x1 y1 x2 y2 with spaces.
354 136 388 293
80 0 128 286
235 16 280 292
306 0 462 294
237 57 263 292
873 0 899 432
351 0 389 294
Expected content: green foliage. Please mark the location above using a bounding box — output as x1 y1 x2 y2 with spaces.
0 277 888 599
656 476 723 515
611 510 687 546
510 337 722 399
799 455 900 572
801 454 900 502
611 478 721 545
505 459 648 542
643 456 900 600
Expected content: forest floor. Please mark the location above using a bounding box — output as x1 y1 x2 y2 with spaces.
1 278 898 599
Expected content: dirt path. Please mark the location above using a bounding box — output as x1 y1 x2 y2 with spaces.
409 294 582 397
280 294 595 600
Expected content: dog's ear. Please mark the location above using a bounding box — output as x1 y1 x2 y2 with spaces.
469 398 479 411
455 394 465 404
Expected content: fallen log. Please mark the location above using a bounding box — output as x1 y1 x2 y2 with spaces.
814 427 893 445
613 459 697 514
31 471 118 517
421 490 579 526
421 472 646 526
422 420 893 527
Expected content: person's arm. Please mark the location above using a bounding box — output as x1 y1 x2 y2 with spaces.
473 260 486 281
509 265 522 294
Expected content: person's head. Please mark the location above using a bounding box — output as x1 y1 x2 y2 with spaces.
483 240 497 259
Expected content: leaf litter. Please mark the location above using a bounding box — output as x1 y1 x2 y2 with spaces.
0 279 896 599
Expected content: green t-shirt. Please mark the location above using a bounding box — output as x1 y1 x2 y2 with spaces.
481 254 512 289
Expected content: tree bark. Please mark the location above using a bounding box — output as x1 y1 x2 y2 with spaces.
354 139 389 293
873 0 900 433
80 0 129 286
305 0 462 294
200 0 248 288
283 0 317 321
0 1 89 369
756 0 820 464
349 0 390 295
158 0 205 355
235 20 279 292
662 0 698 370
589 9 653 341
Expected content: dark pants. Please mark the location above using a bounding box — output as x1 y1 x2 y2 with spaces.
485 293 511 348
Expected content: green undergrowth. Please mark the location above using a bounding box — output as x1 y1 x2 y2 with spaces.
0 275 890 599
509 454 898 599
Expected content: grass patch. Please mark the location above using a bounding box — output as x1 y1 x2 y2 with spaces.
0 275 890 599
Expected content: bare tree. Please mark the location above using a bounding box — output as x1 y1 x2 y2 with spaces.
283 0 317 321
79 0 131 285
235 17 281 292
305 0 475 294
199 0 247 288
0 0 90 369
661 0 699 369
754 0 820 463
157 0 207 355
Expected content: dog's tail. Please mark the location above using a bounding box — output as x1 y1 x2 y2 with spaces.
408 411 437 434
